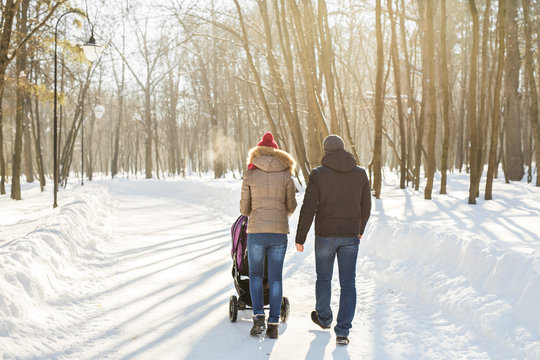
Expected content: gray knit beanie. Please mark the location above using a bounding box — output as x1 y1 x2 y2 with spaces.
323 134 345 153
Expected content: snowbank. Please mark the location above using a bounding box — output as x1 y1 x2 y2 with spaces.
0 184 116 336
361 202 540 358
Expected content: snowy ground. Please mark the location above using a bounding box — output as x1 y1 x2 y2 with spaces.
1 171 539 359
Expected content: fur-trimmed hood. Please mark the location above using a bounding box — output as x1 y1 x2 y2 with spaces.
247 146 296 173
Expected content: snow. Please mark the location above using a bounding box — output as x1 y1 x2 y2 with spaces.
1 172 539 359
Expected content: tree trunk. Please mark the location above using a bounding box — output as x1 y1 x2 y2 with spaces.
440 0 450 194
387 0 406 190
474 0 492 196
0 0 19 195
486 0 506 200
144 91 153 179
112 92 123 178
0 87 5 195
414 1 427 191
467 0 480 204
424 0 437 200
522 0 540 186
373 0 384 198
30 88 46 191
503 0 524 181
11 0 30 200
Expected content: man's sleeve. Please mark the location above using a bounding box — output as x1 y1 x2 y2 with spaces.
295 171 319 245
359 171 372 235
240 173 251 216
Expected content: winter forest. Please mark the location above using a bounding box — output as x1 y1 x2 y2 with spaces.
0 0 538 202
1 0 540 359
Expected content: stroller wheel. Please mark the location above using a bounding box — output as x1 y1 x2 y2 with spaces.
229 295 238 322
280 296 290 322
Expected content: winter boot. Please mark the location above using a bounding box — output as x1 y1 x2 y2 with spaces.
336 336 349 345
311 310 330 329
266 323 278 339
250 315 266 336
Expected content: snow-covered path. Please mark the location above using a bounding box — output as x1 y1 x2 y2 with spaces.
1 174 539 359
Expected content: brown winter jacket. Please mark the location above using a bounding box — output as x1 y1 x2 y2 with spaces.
240 146 297 234
295 149 371 244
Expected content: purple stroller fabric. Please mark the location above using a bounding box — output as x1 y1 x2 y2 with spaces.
231 215 249 272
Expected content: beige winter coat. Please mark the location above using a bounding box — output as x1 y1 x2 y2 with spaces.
240 146 297 234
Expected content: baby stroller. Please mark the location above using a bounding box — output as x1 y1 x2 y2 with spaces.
228 215 290 322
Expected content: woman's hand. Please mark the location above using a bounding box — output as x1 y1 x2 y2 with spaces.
295 243 304 252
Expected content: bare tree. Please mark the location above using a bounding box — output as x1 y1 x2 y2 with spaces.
372 0 384 198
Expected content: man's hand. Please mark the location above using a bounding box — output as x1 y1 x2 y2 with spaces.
295 243 304 252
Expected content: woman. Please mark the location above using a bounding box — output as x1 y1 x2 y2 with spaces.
240 132 297 339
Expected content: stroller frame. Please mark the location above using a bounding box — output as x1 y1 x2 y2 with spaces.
228 216 290 322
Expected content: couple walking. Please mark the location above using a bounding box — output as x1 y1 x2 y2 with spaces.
239 132 371 344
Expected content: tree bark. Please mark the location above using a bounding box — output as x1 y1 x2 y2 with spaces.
387 0 406 190
503 0 524 181
467 0 480 204
424 0 437 200
11 0 30 200
440 0 450 194
486 0 506 199
0 0 19 195
373 0 384 198
522 0 540 186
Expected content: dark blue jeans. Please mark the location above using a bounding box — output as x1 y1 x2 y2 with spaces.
247 233 287 324
315 236 359 337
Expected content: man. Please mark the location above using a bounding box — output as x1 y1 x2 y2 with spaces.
295 134 371 345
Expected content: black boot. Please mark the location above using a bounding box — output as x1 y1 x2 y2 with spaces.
250 315 266 336
311 310 330 329
266 323 278 339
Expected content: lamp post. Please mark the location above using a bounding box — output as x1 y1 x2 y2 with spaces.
53 10 103 207
82 104 104 185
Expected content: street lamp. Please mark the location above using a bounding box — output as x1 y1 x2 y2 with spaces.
53 10 102 208
81 104 105 186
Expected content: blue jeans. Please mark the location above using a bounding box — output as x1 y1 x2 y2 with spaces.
315 236 359 337
247 233 287 324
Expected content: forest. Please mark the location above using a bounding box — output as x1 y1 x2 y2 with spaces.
1 0 539 204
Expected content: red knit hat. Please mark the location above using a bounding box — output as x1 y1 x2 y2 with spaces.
257 132 279 149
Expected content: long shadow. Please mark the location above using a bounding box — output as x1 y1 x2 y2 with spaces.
109 283 232 360
331 344 351 360
105 229 228 258
39 261 232 360
431 198 539 244
374 198 386 218
109 231 229 267
183 306 278 360
305 330 331 360
116 237 228 275
50 241 229 308
402 189 416 219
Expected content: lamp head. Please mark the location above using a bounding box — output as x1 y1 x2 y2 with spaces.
82 34 103 62
93 105 105 119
